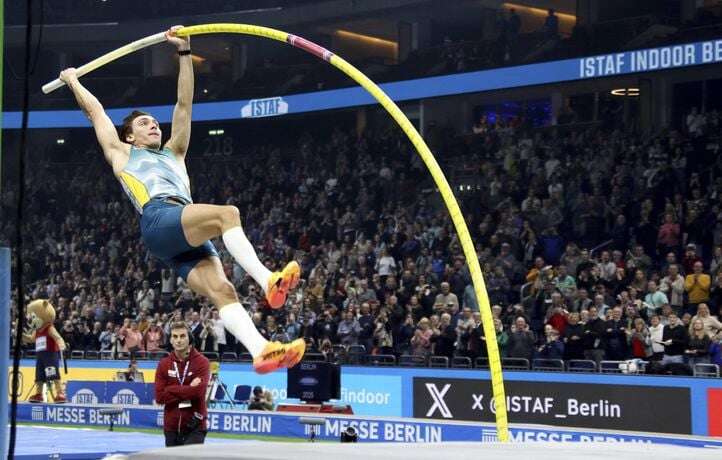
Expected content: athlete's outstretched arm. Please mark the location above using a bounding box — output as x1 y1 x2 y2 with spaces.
165 25 193 158
59 68 126 168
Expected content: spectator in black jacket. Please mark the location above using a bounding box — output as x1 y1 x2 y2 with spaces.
582 306 605 364
83 322 101 351
434 313 457 359
563 312 584 360
466 316 484 360
662 313 689 365
604 307 628 360
685 318 711 366
536 328 564 360
506 317 536 362
357 302 375 353
61 320 82 352
396 314 415 355
314 309 338 343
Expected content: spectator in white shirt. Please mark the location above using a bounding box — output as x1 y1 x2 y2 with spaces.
596 251 616 281
136 280 156 311
434 282 459 313
648 315 665 360
210 309 227 354
375 248 397 278
659 264 685 312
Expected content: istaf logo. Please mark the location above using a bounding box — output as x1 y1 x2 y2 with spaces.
241 97 289 118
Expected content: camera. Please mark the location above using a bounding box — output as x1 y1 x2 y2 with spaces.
340 426 358 443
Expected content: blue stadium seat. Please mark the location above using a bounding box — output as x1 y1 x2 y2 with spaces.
233 384 252 407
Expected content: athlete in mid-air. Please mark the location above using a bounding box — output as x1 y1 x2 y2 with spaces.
58 26 304 374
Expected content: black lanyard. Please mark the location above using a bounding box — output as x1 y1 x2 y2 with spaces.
172 361 190 385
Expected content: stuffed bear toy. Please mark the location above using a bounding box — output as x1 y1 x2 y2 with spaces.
22 299 67 403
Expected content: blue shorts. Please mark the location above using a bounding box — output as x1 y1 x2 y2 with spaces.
140 199 219 281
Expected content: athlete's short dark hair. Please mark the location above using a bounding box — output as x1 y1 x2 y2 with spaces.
119 110 151 143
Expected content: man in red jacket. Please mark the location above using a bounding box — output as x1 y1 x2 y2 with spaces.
155 321 210 446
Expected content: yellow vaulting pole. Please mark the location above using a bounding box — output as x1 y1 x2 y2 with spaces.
42 32 167 94
177 24 509 440
42 23 510 441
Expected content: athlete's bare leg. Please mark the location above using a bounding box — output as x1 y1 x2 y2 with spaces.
181 203 300 308
186 257 305 373
180 203 239 247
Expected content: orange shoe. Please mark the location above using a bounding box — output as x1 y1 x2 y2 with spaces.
265 261 301 309
253 338 306 375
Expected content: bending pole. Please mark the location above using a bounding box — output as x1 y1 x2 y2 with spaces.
176 23 509 440
41 31 167 94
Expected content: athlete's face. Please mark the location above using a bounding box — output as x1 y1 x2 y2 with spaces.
129 115 162 149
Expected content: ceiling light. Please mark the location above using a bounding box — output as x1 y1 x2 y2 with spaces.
334 29 398 50
501 3 576 22
611 88 640 97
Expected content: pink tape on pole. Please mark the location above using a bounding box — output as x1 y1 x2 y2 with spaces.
287 35 334 62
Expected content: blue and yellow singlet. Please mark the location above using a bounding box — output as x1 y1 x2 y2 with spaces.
117 146 192 213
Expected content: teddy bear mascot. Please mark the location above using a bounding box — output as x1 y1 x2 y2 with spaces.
22 299 67 403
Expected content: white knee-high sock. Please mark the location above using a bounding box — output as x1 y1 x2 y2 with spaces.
222 227 272 292
219 303 268 357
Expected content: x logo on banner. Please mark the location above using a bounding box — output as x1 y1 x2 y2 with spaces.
425 383 453 418
472 393 484 411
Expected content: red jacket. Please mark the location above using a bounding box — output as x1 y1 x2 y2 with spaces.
154 348 209 433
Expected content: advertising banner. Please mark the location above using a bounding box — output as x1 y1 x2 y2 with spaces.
16 403 722 449
11 359 720 435
66 381 154 405
66 381 105 405
412 377 692 434
708 389 722 437
106 382 153 405
218 368 402 417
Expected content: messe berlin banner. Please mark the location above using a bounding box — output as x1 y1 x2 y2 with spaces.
5 39 722 128
413 377 692 434
16 403 722 448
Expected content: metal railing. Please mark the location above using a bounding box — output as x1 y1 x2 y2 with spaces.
17 349 720 379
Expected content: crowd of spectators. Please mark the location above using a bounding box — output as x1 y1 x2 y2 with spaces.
3 102 722 376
